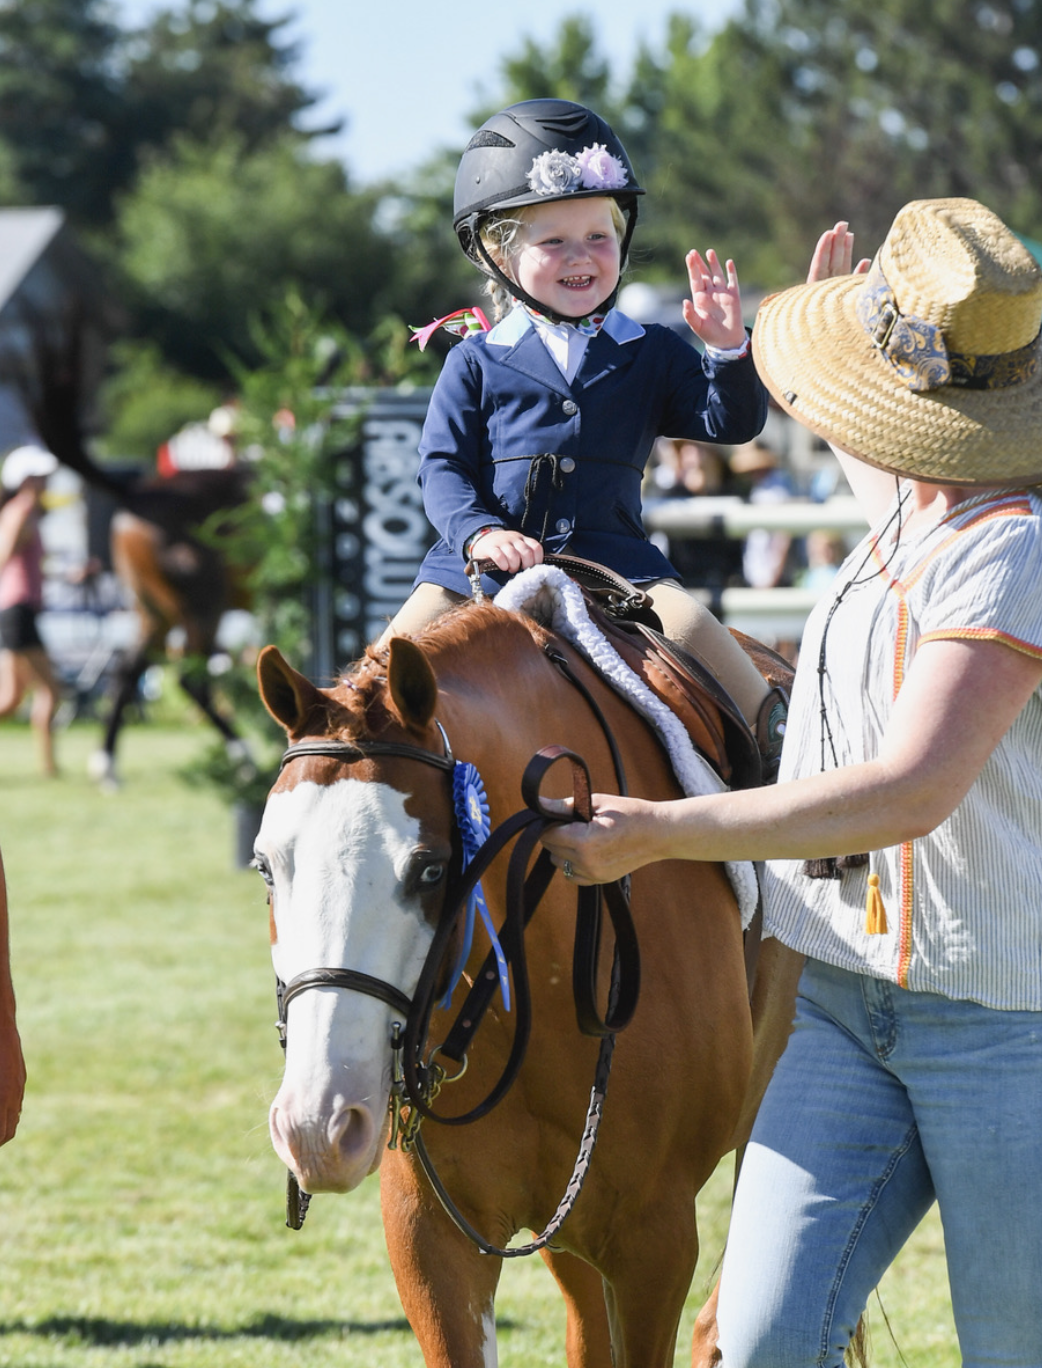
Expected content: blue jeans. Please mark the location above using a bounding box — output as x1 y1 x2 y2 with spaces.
716 958 1042 1368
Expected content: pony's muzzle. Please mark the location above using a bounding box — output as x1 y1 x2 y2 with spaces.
269 1093 382 1193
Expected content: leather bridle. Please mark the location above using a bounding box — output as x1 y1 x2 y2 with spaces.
271 643 641 1250
274 725 455 1043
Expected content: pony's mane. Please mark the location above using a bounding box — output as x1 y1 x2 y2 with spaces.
336 600 549 718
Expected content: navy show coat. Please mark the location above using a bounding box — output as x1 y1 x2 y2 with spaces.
414 308 768 597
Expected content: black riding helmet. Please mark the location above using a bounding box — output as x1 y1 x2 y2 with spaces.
453 98 645 324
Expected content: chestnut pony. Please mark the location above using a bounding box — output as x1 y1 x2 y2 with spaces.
254 597 798 1368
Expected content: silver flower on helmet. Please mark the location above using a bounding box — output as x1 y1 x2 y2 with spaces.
527 150 583 196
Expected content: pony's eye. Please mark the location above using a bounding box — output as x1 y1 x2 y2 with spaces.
252 855 274 886
418 861 447 887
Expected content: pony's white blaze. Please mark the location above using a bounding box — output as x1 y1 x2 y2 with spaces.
259 775 438 1194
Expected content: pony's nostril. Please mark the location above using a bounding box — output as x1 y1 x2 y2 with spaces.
328 1103 377 1166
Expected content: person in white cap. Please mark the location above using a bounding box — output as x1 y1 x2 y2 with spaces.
543 200 1042 1364
0 444 61 775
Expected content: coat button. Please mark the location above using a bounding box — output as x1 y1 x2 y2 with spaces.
562 400 578 415
560 457 575 473
556 518 571 534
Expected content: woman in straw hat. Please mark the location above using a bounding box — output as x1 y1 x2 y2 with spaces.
542 199 1042 1364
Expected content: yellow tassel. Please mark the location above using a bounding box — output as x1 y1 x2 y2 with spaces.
865 873 888 935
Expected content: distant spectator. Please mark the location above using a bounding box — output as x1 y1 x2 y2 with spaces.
0 445 62 776
798 529 848 594
731 438 798 588
649 438 744 593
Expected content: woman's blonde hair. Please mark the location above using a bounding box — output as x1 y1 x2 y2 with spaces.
477 198 628 321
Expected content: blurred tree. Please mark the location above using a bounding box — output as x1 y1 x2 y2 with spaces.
637 14 798 287
374 150 483 347
643 0 1042 287
178 291 369 807
96 339 225 461
121 0 327 155
0 0 127 225
499 15 613 113
0 0 324 230
114 131 395 377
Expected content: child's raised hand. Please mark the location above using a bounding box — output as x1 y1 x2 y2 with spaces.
807 221 871 283
682 249 748 351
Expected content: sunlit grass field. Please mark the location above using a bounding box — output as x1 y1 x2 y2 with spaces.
0 708 958 1366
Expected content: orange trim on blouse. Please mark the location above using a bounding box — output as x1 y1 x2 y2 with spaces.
867 492 1038 985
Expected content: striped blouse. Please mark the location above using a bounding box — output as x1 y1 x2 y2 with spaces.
762 486 1042 1010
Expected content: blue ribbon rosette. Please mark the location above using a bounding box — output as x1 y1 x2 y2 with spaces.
440 762 511 1011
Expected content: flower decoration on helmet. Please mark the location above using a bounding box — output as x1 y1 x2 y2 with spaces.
527 149 583 197
526 143 630 198
575 144 630 191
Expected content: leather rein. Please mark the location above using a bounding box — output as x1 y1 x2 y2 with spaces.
274 643 641 1253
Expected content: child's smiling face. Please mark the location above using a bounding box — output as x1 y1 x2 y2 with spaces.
511 197 621 318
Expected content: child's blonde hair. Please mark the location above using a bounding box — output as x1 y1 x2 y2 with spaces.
478 198 628 321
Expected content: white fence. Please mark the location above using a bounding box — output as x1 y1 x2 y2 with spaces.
643 494 868 643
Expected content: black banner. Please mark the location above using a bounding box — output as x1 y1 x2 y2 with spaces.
312 390 435 680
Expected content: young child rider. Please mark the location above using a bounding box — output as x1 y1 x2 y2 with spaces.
382 98 783 772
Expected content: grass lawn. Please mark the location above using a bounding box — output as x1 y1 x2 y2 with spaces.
0 711 959 1366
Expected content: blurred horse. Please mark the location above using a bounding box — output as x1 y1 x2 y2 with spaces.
10 293 255 785
88 463 254 788
254 597 760 1368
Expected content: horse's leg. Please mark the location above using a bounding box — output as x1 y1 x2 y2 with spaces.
540 1247 612 1368
90 643 153 789
691 1280 723 1368
380 1153 503 1368
599 1197 699 1368
177 660 239 745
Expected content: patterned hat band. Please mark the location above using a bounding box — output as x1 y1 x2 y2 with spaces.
855 261 1041 394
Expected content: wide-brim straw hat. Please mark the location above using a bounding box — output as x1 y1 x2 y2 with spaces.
752 198 1042 485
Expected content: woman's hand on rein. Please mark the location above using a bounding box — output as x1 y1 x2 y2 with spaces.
539 793 668 886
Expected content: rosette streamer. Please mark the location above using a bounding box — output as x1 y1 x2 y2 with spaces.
440 762 511 1010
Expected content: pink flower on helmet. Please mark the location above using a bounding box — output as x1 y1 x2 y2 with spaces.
576 143 629 191
527 150 583 196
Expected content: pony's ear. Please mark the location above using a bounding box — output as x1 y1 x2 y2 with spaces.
386 637 438 731
257 644 328 735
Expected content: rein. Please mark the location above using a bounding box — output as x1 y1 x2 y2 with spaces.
273 648 640 1252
